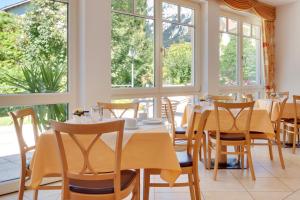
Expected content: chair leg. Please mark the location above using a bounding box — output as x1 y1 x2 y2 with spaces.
193 169 201 200
293 132 297 154
246 141 256 181
188 173 196 200
276 137 285 169
241 145 245 169
213 142 220 181
283 124 287 146
143 169 150 200
208 140 212 170
202 134 208 169
268 139 274 160
132 169 140 200
199 143 203 161
33 190 38 200
18 172 26 200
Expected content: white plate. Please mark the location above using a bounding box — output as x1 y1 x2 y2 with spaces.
142 119 162 125
125 126 139 130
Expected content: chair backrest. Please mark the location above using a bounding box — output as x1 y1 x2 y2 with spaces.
9 108 39 158
211 95 235 102
293 95 300 120
270 96 288 133
186 109 210 161
162 97 176 136
51 120 125 196
213 102 255 138
97 102 139 118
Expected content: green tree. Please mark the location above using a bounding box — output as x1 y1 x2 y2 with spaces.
0 11 22 94
1 0 68 128
163 43 192 85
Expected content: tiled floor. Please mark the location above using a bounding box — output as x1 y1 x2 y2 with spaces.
1 146 300 200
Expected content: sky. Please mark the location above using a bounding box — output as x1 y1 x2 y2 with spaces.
0 0 24 9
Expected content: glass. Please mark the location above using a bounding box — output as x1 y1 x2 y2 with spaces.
135 0 154 16
252 25 261 39
111 98 154 119
219 33 238 86
243 37 260 86
243 23 251 37
180 7 194 25
112 0 132 12
111 13 154 88
162 2 178 22
228 19 238 34
0 0 68 94
219 17 227 32
162 23 193 87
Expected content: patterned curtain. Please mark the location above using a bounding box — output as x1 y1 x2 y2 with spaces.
221 0 276 91
262 20 275 92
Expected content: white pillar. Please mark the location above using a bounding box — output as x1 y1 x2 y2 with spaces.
78 0 112 109
201 0 220 95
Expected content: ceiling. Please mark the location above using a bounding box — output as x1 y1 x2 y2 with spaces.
259 0 297 6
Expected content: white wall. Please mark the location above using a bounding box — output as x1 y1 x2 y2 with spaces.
276 1 300 95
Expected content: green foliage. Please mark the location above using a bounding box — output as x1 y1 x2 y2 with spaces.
0 0 68 128
219 34 238 85
163 43 192 85
0 11 22 93
111 13 154 88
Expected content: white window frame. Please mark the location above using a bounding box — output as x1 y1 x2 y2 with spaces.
218 10 264 97
111 0 201 116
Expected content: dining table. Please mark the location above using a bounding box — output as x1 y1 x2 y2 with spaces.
256 99 300 147
181 101 275 169
29 118 182 189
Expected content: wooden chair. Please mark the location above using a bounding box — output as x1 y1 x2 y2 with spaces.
250 96 287 169
9 108 61 200
50 120 140 200
143 109 210 200
97 102 139 118
208 102 256 181
162 97 187 143
283 95 300 154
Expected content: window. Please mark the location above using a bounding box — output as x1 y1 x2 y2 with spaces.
0 0 73 187
219 13 263 96
111 0 200 117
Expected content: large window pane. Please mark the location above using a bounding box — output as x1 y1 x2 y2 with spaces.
163 23 193 87
180 7 194 25
243 38 260 86
0 0 68 94
162 2 178 22
219 33 238 86
111 13 154 88
136 0 154 16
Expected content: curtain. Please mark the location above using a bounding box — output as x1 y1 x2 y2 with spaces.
221 0 276 91
262 20 275 92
